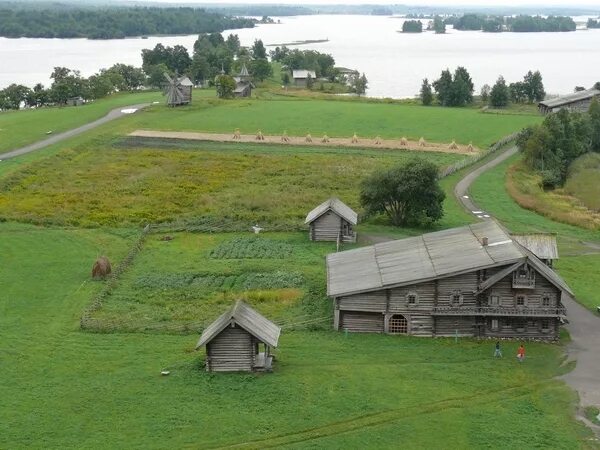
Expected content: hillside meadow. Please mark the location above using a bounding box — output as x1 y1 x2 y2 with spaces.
0 222 595 449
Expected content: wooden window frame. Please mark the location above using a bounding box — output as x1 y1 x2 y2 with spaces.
388 315 408 334
542 294 551 307
491 319 499 331
489 295 500 306
515 294 527 307
406 291 419 306
541 319 550 332
451 290 463 306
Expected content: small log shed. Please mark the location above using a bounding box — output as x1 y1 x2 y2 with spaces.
196 300 281 372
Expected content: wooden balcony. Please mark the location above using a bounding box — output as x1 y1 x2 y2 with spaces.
431 306 566 317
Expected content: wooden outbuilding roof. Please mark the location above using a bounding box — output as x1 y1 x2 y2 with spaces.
292 70 316 79
305 198 358 225
511 233 558 260
178 76 193 87
327 221 573 298
538 89 600 109
196 300 281 349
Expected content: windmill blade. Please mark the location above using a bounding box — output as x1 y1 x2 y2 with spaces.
164 72 174 83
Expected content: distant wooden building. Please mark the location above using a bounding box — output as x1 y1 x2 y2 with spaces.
196 300 281 372
164 74 193 106
292 70 317 88
305 198 358 243
327 221 571 340
234 63 254 98
538 89 600 114
66 96 84 106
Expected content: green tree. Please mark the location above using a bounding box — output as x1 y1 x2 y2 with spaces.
145 64 171 89
281 72 290 86
306 73 314 89
1 84 31 110
489 76 510 108
480 84 491 103
433 69 452 106
87 73 114 99
523 70 545 103
225 34 241 54
420 78 433 105
215 74 235 98
350 73 368 96
360 158 445 226
433 16 446 33
402 20 423 33
589 98 600 152
451 66 474 106
250 58 273 82
251 39 267 59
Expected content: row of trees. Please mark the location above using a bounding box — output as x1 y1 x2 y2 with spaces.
419 68 546 108
420 67 474 107
519 101 600 188
402 20 423 33
0 65 146 110
0 6 255 39
588 19 600 29
481 71 545 108
452 14 576 32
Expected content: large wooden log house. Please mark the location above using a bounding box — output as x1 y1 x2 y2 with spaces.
538 89 600 114
196 301 281 372
326 221 571 340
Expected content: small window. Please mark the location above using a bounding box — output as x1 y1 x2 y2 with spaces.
527 320 536 329
515 295 526 307
541 319 550 331
489 295 500 306
491 319 499 331
451 291 463 306
502 318 512 329
542 295 551 307
406 292 418 305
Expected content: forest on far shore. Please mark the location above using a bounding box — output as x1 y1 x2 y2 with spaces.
0 6 256 39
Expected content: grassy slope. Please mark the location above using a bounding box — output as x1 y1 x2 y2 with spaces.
564 153 600 212
0 223 593 449
470 154 600 312
0 91 162 153
131 98 542 148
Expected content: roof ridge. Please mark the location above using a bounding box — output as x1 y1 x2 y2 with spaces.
420 234 437 277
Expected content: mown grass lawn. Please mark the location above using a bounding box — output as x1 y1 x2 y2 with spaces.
129 98 542 148
0 91 162 153
470 155 600 313
0 222 594 449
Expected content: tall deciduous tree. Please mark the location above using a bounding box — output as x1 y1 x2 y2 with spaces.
360 159 445 226
251 39 267 59
433 69 452 106
215 74 235 98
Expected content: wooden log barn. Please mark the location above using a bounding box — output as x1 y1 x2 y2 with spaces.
305 198 358 243
326 221 571 340
196 300 281 372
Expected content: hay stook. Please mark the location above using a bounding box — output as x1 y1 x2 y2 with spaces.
92 256 112 280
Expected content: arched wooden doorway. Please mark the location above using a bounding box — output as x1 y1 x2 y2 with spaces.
388 314 408 334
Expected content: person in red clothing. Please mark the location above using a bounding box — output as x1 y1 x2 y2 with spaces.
517 344 526 362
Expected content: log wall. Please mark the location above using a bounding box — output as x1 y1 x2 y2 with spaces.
340 311 384 333
206 325 255 372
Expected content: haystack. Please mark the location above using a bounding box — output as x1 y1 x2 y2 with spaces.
281 130 290 143
419 137 426 147
305 133 313 143
400 137 408 146
255 130 265 141
233 128 241 140
351 133 359 144
321 134 330 143
92 256 112 279
374 135 382 145
467 142 474 152
449 140 458 150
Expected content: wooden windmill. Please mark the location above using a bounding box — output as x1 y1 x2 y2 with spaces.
164 73 192 107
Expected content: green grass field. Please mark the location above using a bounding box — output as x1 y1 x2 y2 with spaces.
0 91 162 153
129 98 542 148
0 223 594 449
88 231 336 333
470 155 600 312
0 138 464 227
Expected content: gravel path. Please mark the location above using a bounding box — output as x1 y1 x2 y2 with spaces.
0 103 150 161
454 144 600 414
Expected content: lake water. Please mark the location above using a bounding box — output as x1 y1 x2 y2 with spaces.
1 14 599 98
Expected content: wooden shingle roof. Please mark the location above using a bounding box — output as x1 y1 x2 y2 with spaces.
326 221 573 298
511 234 558 260
538 89 600 109
196 300 281 349
305 198 358 225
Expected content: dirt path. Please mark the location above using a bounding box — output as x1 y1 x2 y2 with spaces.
128 130 479 155
0 103 150 161
454 144 600 417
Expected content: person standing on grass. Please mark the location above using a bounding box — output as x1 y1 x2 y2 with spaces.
517 344 526 363
494 341 502 358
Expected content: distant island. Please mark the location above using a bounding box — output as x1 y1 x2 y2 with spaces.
266 39 329 47
0 5 256 39
450 14 577 32
401 20 424 33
